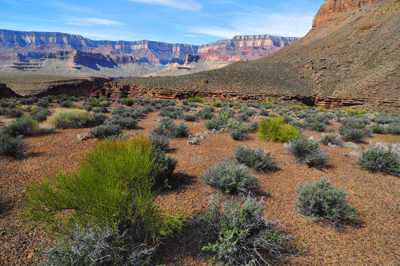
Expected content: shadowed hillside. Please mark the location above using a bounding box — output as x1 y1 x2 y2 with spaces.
118 0 400 104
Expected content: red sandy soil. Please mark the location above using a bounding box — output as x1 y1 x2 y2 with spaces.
1 107 399 265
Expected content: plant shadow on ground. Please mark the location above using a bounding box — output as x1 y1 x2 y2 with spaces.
0 200 14 217
152 217 217 265
162 172 197 193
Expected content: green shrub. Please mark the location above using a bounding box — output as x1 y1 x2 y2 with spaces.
4 108 24 118
385 123 400 135
203 160 257 194
319 133 343 147
188 96 205 103
37 99 49 108
148 133 170 152
24 136 187 237
40 226 155 266
109 115 138 129
151 148 178 188
347 110 367 116
159 106 183 119
234 145 275 171
0 134 29 157
182 113 197 122
295 178 358 226
205 118 225 130
30 108 51 122
286 136 329 169
47 109 99 128
151 118 188 138
358 143 400 176
123 98 135 107
90 124 123 139
212 101 222 107
260 109 269 116
229 128 248 141
341 128 371 143
1 116 38 137
201 195 291 265
369 124 385 134
259 117 300 143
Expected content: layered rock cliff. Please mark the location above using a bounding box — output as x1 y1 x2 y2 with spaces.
0 30 299 77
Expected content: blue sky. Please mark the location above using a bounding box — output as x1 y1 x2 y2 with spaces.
1 0 324 45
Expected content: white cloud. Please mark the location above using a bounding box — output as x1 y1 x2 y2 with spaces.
48 2 95 13
190 27 237 39
69 18 121 26
190 12 314 39
130 0 202 11
183 34 198 38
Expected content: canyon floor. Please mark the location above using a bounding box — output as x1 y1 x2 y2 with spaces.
0 101 400 265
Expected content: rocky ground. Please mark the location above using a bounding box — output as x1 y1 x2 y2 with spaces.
0 100 399 265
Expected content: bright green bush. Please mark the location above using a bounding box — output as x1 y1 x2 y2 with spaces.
188 96 205 103
24 136 187 237
47 109 99 128
259 117 300 143
123 98 135 107
212 101 222 107
295 178 358 226
201 195 291 265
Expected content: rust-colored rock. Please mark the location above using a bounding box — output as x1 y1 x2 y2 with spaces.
312 0 386 28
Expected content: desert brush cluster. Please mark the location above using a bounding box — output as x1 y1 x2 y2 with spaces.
1 94 400 265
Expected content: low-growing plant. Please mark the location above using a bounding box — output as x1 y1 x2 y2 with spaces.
385 122 400 135
260 109 269 116
47 109 99 128
90 124 123 139
319 133 343 147
36 98 49 108
234 145 275 171
295 178 358 226
159 106 183 119
1 116 38 137
201 195 291 265
259 117 300 143
4 108 24 118
286 136 329 169
123 98 135 107
148 133 170 152
347 110 367 116
30 107 51 122
229 128 248 141
0 134 29 157
24 136 187 237
188 96 205 103
109 115 138 129
40 226 155 266
203 160 257 194
212 101 222 107
358 143 400 176
369 124 385 134
182 113 197 122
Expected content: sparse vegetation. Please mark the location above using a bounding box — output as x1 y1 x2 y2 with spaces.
203 160 257 194
0 134 29 157
1 116 37 137
286 136 329 169
47 109 100 128
233 145 275 171
358 143 400 176
201 195 291 265
295 178 358 226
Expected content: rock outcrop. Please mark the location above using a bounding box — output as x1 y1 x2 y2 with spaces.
312 0 386 27
0 83 21 98
91 81 381 108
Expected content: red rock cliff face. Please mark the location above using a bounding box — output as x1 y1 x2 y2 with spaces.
312 0 386 27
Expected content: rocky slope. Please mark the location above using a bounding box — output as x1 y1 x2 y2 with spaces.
118 0 400 108
0 30 298 77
